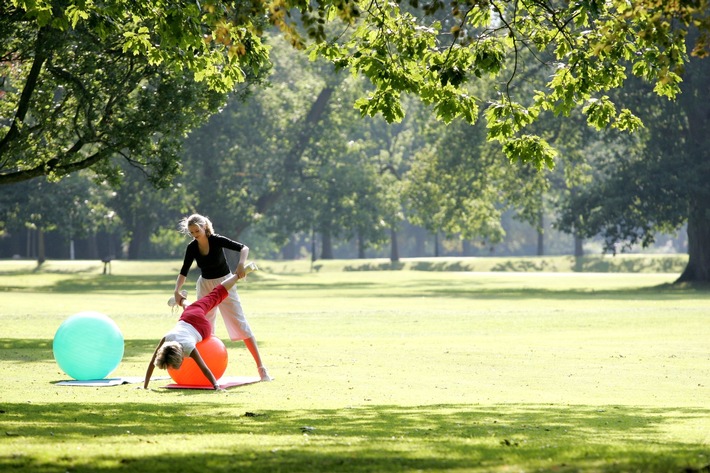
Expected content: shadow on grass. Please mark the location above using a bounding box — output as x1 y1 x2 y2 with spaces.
253 278 710 301
7 275 708 301
0 402 707 472
0 338 54 361
3 265 709 300
417 281 710 300
0 263 102 276
1 265 202 294
1 274 174 294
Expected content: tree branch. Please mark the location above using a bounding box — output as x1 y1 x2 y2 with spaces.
0 26 51 160
0 148 107 185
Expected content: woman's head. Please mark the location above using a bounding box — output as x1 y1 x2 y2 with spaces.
154 341 184 370
179 214 214 238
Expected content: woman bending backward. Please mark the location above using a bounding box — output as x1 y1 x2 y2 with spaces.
144 272 241 390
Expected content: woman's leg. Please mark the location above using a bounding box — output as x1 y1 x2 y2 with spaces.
218 284 271 381
243 336 271 381
196 276 220 335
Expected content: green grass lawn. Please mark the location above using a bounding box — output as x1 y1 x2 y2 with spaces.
0 257 708 473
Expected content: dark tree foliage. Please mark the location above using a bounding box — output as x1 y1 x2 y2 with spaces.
0 1 269 186
557 51 710 282
2 1 709 184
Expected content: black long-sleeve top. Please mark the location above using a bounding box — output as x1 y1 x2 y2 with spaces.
179 234 244 279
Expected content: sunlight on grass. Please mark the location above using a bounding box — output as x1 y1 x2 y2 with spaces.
0 258 707 473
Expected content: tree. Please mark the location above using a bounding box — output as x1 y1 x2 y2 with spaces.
1 1 269 186
544 110 611 258
312 0 709 165
232 61 400 259
557 50 710 283
180 33 407 261
177 33 336 244
405 109 553 250
108 163 189 259
3 1 708 186
0 171 118 262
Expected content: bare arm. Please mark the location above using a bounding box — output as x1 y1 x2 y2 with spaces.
218 250 252 292
190 348 222 391
174 274 187 305
235 245 249 279
144 337 166 389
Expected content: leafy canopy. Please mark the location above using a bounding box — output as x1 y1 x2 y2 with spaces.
1 0 270 185
3 0 709 184
311 0 709 167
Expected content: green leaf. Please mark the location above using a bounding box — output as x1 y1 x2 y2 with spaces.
583 96 616 128
65 5 90 29
502 135 557 170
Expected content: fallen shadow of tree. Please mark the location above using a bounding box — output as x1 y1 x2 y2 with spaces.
1 402 708 473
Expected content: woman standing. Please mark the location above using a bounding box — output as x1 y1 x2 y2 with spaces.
173 213 271 381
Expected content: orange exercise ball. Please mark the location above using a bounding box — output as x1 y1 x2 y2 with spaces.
168 336 228 386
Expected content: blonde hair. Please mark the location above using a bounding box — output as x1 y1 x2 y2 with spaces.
179 213 214 237
155 341 184 370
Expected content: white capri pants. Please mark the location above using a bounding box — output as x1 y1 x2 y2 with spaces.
196 274 254 341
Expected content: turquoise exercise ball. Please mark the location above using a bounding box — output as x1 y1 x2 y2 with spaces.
53 311 124 380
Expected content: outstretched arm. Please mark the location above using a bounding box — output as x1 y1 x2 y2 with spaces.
235 244 250 279
190 349 222 391
215 257 255 294
144 337 166 389
174 274 187 306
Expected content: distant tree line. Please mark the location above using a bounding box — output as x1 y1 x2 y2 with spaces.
0 34 693 265
1 2 707 281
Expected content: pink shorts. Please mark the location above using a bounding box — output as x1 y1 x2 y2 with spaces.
180 285 228 339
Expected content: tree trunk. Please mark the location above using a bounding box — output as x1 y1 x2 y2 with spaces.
414 227 426 256
37 228 46 264
250 86 335 225
675 50 710 284
0 28 49 157
321 231 333 259
390 226 399 263
308 231 318 272
281 237 297 260
537 210 544 256
26 227 34 258
676 195 710 283
127 237 141 260
127 223 149 259
357 233 366 259
574 234 584 257
87 233 99 259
